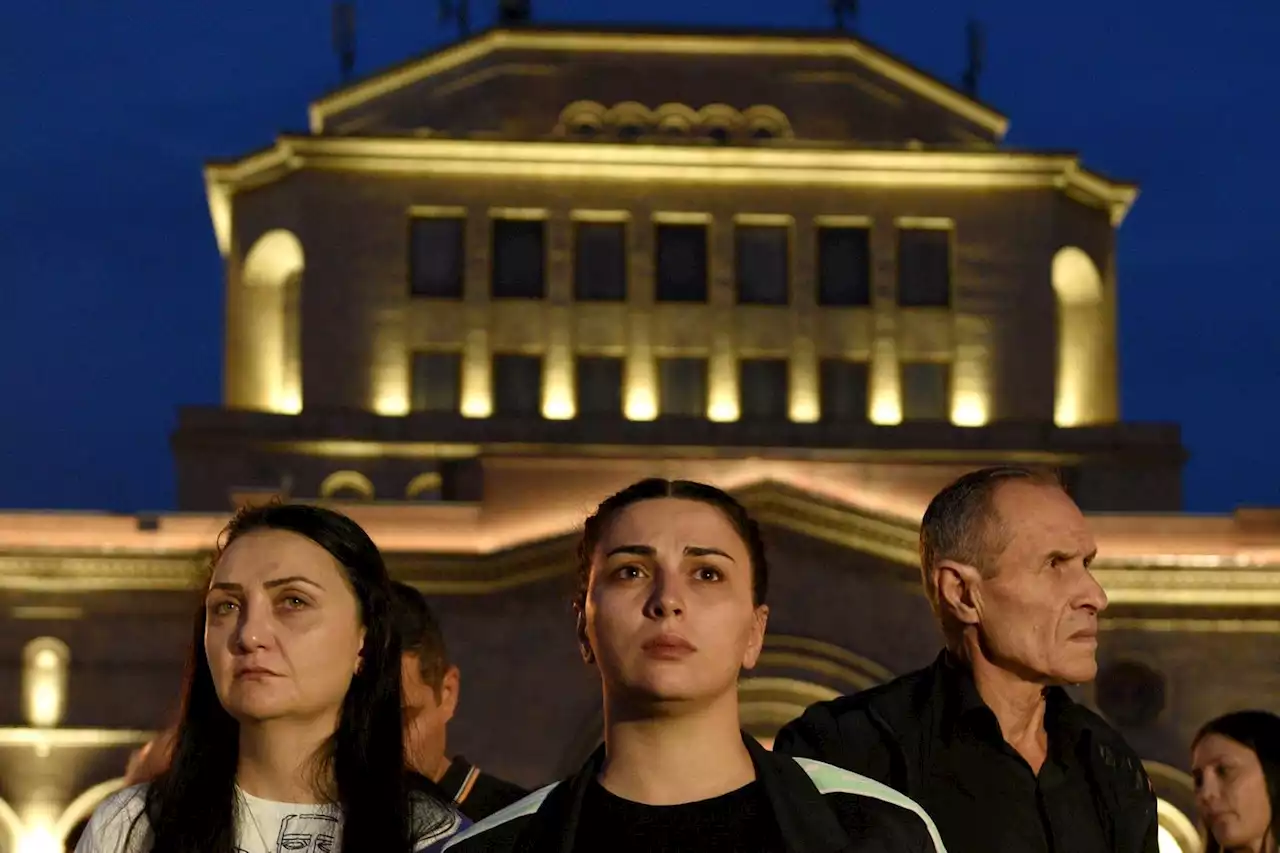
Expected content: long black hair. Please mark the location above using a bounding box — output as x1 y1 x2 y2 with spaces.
575 478 770 610
1193 710 1280 853
131 503 453 853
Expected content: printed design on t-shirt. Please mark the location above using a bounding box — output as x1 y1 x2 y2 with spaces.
277 813 340 853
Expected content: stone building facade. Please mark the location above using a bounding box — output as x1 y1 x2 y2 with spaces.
0 23 1273 853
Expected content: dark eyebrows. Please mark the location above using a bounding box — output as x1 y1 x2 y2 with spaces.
208 575 324 594
603 545 735 561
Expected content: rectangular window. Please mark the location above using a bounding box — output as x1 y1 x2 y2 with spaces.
658 357 707 417
492 354 543 415
817 226 871 306
574 222 627 301
896 227 951 307
735 226 789 305
655 224 708 302
409 217 465 298
410 352 462 413
492 219 546 299
739 359 789 419
575 356 625 417
819 359 870 421
900 362 950 421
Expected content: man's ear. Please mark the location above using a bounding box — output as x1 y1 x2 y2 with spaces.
935 560 984 628
438 665 460 722
574 603 594 664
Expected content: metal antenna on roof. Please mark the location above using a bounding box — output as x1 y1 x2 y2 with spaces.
332 1 357 83
439 0 471 38
963 18 985 97
830 0 859 33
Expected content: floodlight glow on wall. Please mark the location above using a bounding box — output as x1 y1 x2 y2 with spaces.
22 637 70 728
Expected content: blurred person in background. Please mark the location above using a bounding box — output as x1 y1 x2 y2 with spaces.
391 580 528 821
1192 710 1279 853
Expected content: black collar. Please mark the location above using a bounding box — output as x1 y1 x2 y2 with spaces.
514 732 851 853
934 650 1078 747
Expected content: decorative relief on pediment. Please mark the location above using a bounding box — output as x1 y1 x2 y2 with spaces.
554 100 793 143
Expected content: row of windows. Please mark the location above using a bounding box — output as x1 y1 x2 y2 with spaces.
409 216 952 307
412 352 952 421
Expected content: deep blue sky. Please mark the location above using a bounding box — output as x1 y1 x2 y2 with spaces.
2 1 1277 513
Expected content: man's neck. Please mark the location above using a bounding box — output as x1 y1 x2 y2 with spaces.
236 716 336 803
597 693 755 806
405 708 452 783
957 639 1050 771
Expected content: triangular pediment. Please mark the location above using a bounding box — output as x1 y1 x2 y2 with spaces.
309 25 1008 146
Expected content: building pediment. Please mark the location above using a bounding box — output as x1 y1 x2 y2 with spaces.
307 25 1008 146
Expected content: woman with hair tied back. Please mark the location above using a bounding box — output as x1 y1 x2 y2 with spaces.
446 478 947 853
1192 710 1280 853
77 503 468 853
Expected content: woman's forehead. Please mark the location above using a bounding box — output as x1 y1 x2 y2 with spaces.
600 498 744 550
211 528 342 584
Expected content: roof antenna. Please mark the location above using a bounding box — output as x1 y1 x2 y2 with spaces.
830 0 859 33
439 0 471 38
497 0 532 24
332 2 357 83
962 18 985 97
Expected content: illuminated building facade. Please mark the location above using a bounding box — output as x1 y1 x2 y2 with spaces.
0 25 1273 853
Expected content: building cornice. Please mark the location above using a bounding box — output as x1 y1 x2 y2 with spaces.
0 480 1276 610
204 136 1137 258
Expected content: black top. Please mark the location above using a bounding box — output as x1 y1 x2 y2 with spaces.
444 733 942 852
441 755 530 823
774 651 1159 853
573 779 786 852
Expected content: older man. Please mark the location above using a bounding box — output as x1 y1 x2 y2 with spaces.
774 466 1158 853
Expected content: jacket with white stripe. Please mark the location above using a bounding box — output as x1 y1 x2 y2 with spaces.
444 733 947 853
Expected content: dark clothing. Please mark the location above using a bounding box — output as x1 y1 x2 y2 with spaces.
774 651 1159 853
574 778 786 852
444 732 945 852
442 756 530 823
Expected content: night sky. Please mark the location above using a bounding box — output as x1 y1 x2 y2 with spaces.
3 1 1277 513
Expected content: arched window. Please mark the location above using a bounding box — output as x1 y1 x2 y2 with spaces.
1050 246 1109 426
318 470 375 501
23 637 70 728
239 230 304 414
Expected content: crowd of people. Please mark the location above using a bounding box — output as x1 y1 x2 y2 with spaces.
71 467 1277 852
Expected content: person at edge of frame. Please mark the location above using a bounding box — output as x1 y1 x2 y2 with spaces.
773 465 1159 853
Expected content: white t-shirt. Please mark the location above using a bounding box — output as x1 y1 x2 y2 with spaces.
76 783 464 853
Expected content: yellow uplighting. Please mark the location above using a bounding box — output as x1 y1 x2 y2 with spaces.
543 395 575 420
374 392 409 417
950 391 988 427
1051 247 1107 427
22 638 69 728
460 389 492 419
789 398 819 423
708 400 739 423
17 824 59 853
624 388 657 422
869 395 902 425
318 470 375 500
236 230 304 414
461 335 492 418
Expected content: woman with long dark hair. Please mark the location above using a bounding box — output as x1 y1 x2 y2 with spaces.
1192 710 1279 853
77 503 466 853
447 478 945 852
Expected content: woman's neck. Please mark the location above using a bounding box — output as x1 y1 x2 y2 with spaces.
597 692 755 806
236 718 336 804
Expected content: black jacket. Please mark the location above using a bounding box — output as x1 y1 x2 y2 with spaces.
443 733 946 852
774 652 1159 853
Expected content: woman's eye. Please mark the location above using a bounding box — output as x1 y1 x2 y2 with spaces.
280 595 309 610
695 566 723 581
208 600 237 616
615 565 643 579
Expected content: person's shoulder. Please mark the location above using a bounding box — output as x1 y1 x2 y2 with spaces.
1060 698 1155 794
409 790 470 851
79 784 150 853
792 758 947 852
784 662 938 731
442 783 561 852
